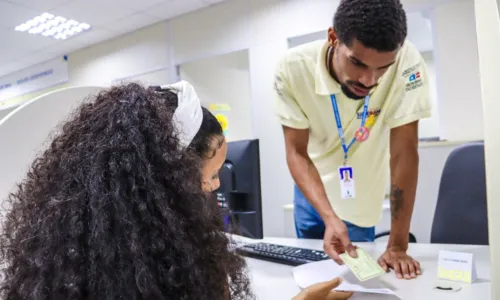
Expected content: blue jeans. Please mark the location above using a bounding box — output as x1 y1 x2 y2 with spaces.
293 185 375 241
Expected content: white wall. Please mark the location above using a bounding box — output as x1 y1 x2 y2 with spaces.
69 22 174 86
431 0 483 141
179 50 253 142
475 0 500 297
419 51 440 139
249 40 291 237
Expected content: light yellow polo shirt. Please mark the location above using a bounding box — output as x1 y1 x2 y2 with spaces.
274 40 431 227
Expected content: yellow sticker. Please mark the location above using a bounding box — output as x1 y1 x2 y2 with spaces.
215 113 228 132
437 266 472 283
365 114 376 128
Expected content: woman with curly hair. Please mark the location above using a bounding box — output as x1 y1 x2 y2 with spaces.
0 81 352 300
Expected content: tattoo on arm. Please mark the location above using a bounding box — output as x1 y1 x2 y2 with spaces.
390 184 404 220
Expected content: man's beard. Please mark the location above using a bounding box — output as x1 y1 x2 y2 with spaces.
340 84 365 100
340 81 377 100
327 46 375 100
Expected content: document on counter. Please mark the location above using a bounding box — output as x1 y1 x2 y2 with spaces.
340 248 386 281
292 259 395 295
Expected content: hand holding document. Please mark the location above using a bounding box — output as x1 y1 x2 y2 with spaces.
293 248 394 295
340 248 386 281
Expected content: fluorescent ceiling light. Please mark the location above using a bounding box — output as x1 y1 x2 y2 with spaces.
15 13 91 40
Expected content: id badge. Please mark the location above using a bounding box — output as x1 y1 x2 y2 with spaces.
338 166 355 199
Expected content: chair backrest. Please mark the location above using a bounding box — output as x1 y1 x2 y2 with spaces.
430 142 488 245
0 86 103 208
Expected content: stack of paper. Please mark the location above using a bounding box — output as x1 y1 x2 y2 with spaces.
292 259 395 295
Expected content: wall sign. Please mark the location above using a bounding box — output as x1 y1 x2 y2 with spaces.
0 57 69 110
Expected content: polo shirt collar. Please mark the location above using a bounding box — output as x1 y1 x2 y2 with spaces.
315 41 341 96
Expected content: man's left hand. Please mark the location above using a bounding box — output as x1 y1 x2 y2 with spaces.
377 249 421 279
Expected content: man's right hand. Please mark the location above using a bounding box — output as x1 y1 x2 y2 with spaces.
281 125 356 264
324 217 358 264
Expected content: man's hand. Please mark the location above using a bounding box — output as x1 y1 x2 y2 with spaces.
293 278 354 300
377 249 421 279
324 217 357 264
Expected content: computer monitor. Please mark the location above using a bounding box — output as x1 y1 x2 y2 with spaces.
216 139 263 239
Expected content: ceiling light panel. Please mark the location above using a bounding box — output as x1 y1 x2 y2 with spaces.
14 13 91 40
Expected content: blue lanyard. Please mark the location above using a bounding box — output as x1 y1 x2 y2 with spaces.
330 94 370 162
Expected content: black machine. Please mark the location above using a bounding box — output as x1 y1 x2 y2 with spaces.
216 139 263 239
217 139 329 266
236 243 329 266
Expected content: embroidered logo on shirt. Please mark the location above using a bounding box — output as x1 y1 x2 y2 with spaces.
403 63 424 92
357 109 381 119
409 72 420 82
405 72 424 91
274 75 286 100
402 63 421 77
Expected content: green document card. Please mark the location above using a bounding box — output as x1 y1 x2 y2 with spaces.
340 248 386 282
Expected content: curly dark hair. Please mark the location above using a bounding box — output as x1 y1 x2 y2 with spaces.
191 107 224 159
333 0 407 51
0 83 253 300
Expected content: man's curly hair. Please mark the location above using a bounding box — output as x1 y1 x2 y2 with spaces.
333 0 407 51
0 83 253 300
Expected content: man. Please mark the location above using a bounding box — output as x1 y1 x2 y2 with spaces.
273 0 431 280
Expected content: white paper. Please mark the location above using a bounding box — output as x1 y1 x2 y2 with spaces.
292 259 395 295
437 250 477 283
340 179 356 199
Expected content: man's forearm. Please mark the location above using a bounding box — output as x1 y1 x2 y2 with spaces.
388 150 419 250
287 152 338 225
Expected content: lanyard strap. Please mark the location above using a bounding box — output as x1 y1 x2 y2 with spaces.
330 94 370 161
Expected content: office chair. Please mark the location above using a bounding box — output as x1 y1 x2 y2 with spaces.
430 142 488 245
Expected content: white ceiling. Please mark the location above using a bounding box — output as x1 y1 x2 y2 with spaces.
0 0 227 77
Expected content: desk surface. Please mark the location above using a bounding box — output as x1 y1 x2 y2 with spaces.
237 237 491 300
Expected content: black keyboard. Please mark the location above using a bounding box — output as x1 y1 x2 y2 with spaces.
236 242 329 266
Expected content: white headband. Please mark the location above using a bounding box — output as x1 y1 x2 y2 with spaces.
161 80 203 149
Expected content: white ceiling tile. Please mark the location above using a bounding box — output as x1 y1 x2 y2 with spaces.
118 0 174 11
0 28 59 60
0 23 9 31
6 0 75 11
201 0 228 4
102 13 161 34
144 0 208 19
49 0 137 27
42 39 85 56
66 28 115 47
0 1 39 28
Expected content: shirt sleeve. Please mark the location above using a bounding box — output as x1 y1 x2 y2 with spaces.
384 43 432 129
273 56 310 129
